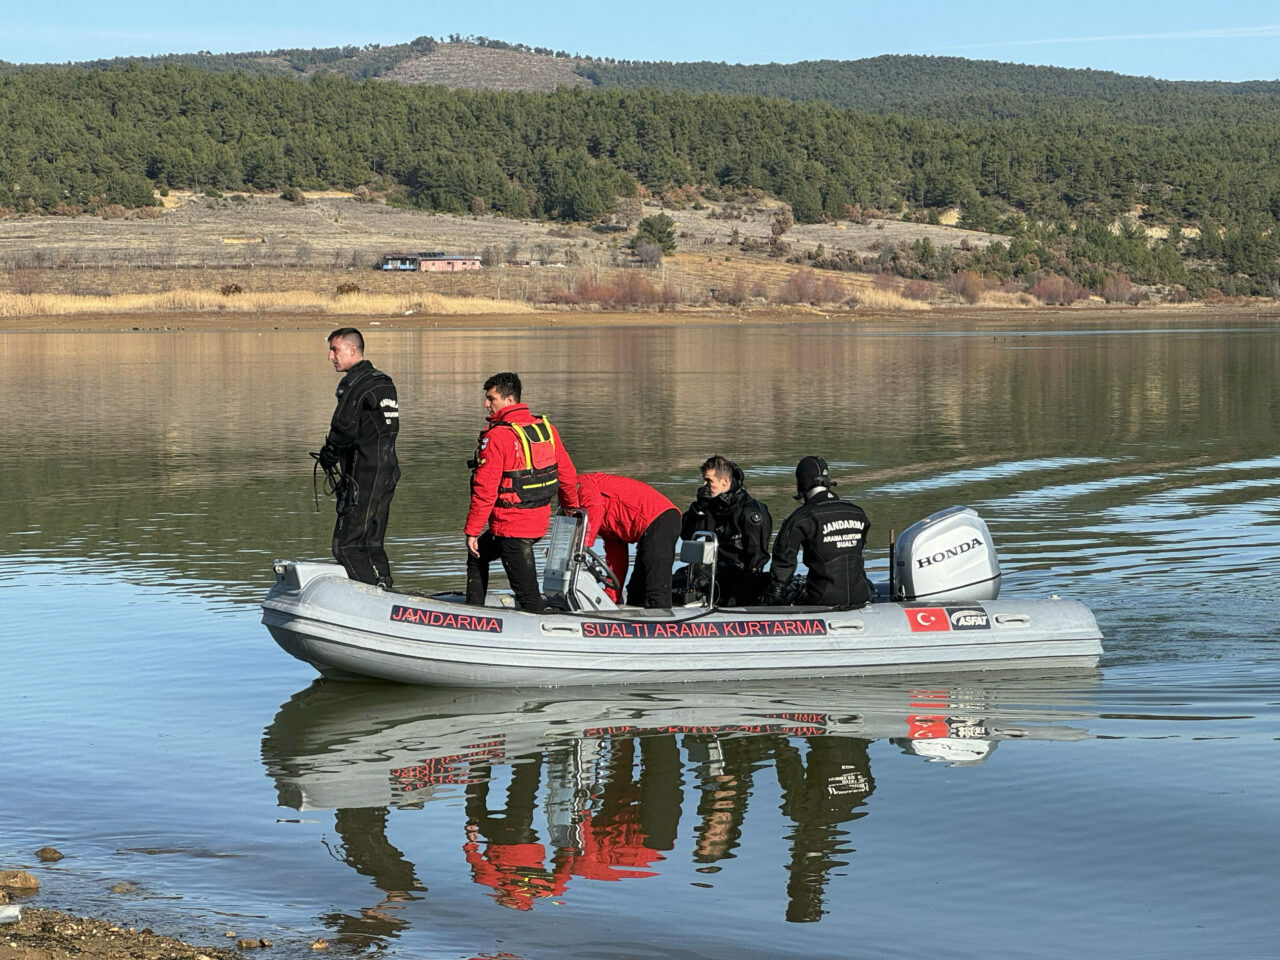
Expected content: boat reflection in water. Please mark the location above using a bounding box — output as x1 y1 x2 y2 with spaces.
261 673 1097 941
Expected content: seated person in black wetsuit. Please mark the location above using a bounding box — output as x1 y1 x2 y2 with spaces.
679 455 772 605
762 456 872 608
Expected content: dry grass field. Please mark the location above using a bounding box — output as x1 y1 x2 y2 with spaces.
0 190 1022 317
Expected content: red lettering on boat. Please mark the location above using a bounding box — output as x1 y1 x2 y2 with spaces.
389 605 503 633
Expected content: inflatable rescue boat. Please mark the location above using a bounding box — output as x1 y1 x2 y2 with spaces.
262 506 1102 686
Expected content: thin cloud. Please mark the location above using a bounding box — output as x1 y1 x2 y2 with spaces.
944 24 1280 51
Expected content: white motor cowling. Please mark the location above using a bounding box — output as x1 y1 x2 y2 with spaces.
894 506 1001 602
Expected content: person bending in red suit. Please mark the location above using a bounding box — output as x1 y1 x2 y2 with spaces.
576 473 680 609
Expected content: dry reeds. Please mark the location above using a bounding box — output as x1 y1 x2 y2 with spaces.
847 285 932 311
974 290 1039 308
0 289 536 317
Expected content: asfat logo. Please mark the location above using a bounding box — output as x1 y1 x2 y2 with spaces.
948 607 991 630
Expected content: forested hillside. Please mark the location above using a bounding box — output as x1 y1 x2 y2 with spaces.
0 35 580 82
3 53 1280 297
578 54 1280 111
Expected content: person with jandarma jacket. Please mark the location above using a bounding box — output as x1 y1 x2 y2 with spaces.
763 456 872 608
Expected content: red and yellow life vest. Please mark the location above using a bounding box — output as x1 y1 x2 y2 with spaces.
496 417 559 509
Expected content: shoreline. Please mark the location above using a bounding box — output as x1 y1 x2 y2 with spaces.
0 905 254 960
1 301 1273 334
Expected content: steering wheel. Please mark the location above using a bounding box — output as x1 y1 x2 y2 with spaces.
575 549 623 596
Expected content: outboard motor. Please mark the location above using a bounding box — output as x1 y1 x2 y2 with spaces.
893 506 1001 602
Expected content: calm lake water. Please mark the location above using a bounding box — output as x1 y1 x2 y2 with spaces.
2 317 1278 959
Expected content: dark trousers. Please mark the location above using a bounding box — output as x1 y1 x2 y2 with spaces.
466 531 545 612
627 508 681 609
332 475 395 588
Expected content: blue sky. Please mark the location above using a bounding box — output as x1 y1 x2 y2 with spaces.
6 0 1279 82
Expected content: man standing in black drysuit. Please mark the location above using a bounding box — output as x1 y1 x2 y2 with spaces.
762 456 872 607
314 327 400 588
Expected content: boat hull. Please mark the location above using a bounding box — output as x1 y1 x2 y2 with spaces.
262 561 1102 687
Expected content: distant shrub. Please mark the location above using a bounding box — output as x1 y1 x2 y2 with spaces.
615 270 659 305
781 268 818 304
280 186 306 205
1028 273 1089 305
903 279 934 301
715 274 749 306
635 240 663 266
13 269 41 295
819 276 845 303
204 188 223 199
1099 271 1133 303
220 283 243 296
946 270 984 304
335 282 361 296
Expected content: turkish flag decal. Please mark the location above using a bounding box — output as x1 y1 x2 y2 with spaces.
905 607 951 632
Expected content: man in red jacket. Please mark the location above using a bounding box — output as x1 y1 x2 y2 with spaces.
464 372 579 612
576 473 681 609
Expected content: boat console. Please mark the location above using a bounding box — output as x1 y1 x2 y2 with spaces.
542 509 620 612
543 510 723 612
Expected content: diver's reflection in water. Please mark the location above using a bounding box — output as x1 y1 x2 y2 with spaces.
687 733 875 921
262 676 1091 941
321 807 426 946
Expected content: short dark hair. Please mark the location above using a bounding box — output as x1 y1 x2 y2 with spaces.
484 372 522 402
700 455 734 479
327 327 364 354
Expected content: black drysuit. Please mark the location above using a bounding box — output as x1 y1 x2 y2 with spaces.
766 490 871 607
319 359 400 587
680 464 772 605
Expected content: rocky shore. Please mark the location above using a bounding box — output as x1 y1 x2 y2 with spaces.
0 905 247 960
0 864 316 960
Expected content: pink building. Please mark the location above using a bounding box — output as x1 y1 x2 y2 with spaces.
418 251 482 272
380 252 483 271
